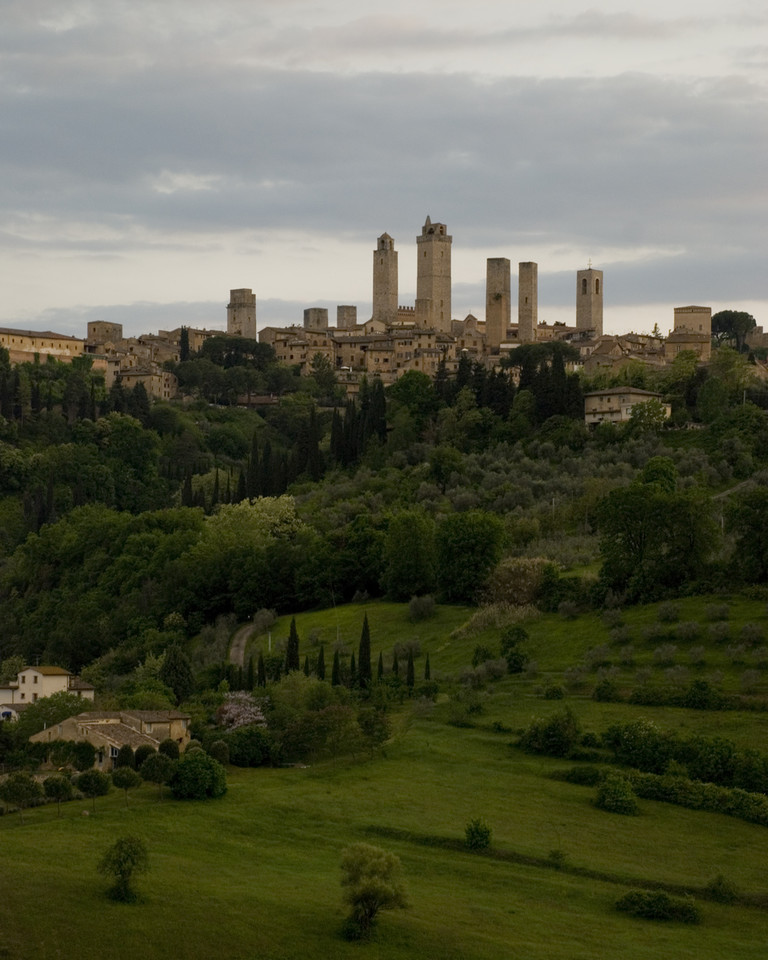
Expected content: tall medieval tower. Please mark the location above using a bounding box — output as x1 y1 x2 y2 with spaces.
518 262 538 344
576 267 603 337
416 216 452 331
227 288 257 338
372 233 398 325
486 258 511 349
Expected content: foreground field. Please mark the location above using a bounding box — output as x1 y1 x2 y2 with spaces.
4 713 768 958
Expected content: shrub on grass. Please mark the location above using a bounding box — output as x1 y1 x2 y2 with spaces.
584 645 611 670
43 775 73 817
408 595 436 622
112 766 142 805
139 753 175 800
602 609 624 629
708 622 730 644
741 623 764 646
464 817 492 850
519 708 581 758
619 645 635 666
705 874 739 904
505 650 528 674
114 745 135 769
688 645 706 666
609 626 632 646
543 683 565 700
169 750 227 800
98 835 149 903
705 604 730 622
675 621 700 643
615 891 700 924
0 772 43 823
740 669 761 694
594 773 638 815
592 678 621 702
500 624 529 654
657 602 680 623
207 740 230 765
471 644 496 668
653 644 677 666
340 843 407 940
681 679 725 710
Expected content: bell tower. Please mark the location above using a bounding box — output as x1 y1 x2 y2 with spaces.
576 265 603 337
372 233 398 325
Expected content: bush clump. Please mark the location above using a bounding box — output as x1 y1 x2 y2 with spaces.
594 773 639 815
615 890 700 924
464 817 492 850
519 708 581 758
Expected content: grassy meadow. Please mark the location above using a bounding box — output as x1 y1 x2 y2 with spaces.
4 597 768 959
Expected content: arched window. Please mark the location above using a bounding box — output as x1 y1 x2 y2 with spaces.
581 278 587 295
595 279 600 295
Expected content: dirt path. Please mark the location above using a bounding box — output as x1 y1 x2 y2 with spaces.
229 623 256 668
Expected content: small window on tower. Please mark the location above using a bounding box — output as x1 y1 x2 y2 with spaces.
582 279 587 295
595 279 600 295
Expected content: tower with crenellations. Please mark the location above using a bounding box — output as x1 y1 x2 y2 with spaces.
372 233 398 325
416 216 452 332
227 288 257 339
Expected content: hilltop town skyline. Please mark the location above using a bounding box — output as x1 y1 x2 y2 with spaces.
2 2 765 341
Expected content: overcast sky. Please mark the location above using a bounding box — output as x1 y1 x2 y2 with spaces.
2 0 766 338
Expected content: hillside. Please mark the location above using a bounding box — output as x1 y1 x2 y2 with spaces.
3 598 768 959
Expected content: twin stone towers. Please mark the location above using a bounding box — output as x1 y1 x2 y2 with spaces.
229 216 603 345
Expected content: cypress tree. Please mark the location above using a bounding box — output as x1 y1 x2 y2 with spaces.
406 649 415 691
392 652 399 677
358 613 372 688
303 655 310 677
246 656 254 690
349 652 356 687
424 653 431 681
377 651 384 681
181 473 194 507
211 468 220 508
246 431 260 499
236 469 247 503
331 650 340 686
179 326 190 362
286 617 300 673
317 645 326 681
257 651 266 687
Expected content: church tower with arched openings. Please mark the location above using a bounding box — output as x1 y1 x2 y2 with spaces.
576 265 603 337
416 216 452 332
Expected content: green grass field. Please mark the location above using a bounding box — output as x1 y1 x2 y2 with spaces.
4 597 768 958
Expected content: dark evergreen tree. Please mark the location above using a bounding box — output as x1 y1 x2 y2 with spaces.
159 644 194 704
392 652 399 677
211 468 220 508
179 326 190 362
330 408 345 463
424 653 431 681
358 613 372 688
235 468 247 503
377 651 384 681
406 649 414 691
257 651 266 688
246 431 260 499
349 652 356 687
286 617 300 672
317 645 326 681
181 473 194 507
368 378 387 443
303 655 310 677
331 649 340 686
246 656 254 690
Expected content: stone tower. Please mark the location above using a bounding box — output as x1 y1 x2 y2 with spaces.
576 267 603 337
336 305 358 329
485 258 511 349
674 305 711 336
372 233 398 325
518 262 538 344
227 289 257 338
303 308 329 331
416 216 452 332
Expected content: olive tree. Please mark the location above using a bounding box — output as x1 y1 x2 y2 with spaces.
98 835 149 902
340 843 407 939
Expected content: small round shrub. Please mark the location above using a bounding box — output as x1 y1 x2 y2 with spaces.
657 602 680 623
675 621 700 643
615 890 700 923
207 740 230 765
653 644 677 666
464 818 492 850
705 874 739 904
705 604 730 622
602 609 624 629
471 645 496 668
594 774 638 816
708 622 730 644
158 738 180 760
592 678 620 702
543 683 565 700
134 745 156 770
741 623 765 646
408 595 435 622
185 739 203 754
500 625 528 654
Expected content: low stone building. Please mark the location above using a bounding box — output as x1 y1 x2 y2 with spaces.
584 387 671 426
0 665 95 709
30 709 192 771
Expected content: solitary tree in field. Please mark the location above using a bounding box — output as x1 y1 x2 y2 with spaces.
112 766 142 806
139 752 175 800
340 843 407 938
98 835 149 902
